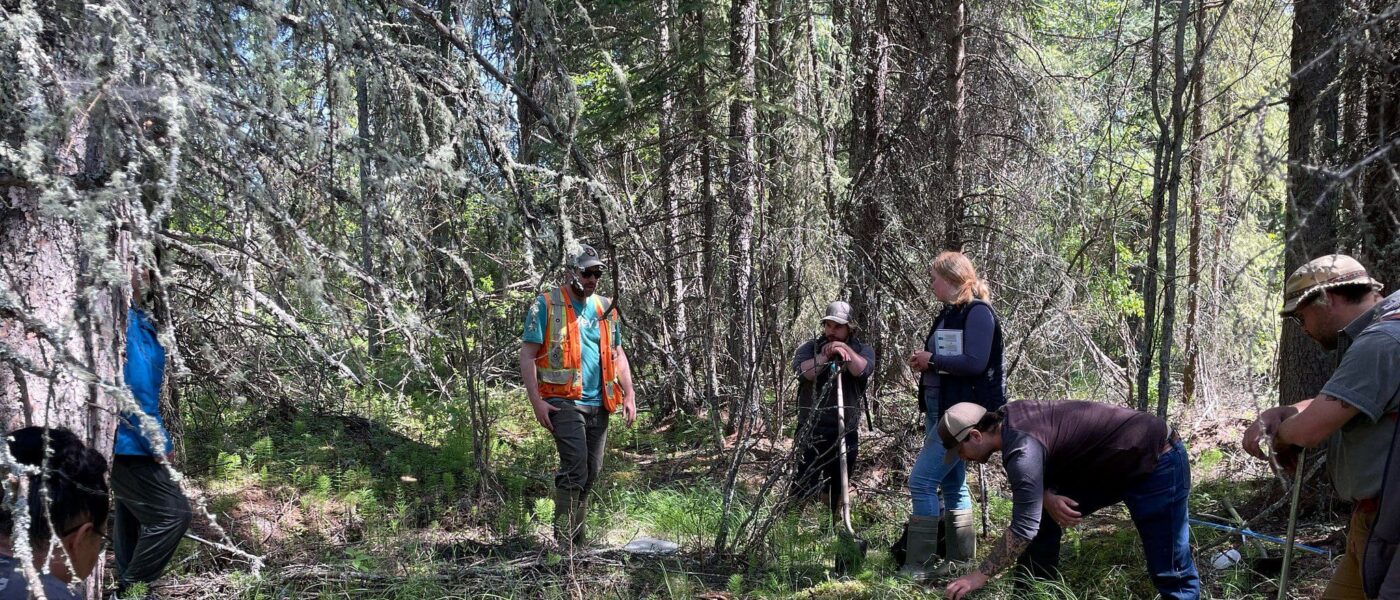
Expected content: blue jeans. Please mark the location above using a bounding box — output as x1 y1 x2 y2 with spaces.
909 409 972 517
1017 440 1200 600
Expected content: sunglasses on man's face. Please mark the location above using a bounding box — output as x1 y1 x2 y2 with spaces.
1285 296 1317 327
579 269 605 280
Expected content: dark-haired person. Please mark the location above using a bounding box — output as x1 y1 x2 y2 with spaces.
1242 255 1399 600
111 266 192 595
791 301 875 509
939 401 1198 600
0 427 110 600
519 244 637 548
900 251 1004 578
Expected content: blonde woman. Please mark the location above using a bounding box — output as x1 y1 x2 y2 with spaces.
898 251 1006 579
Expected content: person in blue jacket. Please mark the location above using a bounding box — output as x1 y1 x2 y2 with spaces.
112 266 191 596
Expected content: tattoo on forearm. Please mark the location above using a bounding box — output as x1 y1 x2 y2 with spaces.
976 530 1032 578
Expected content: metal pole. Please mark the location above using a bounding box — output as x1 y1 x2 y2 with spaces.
1277 448 1306 600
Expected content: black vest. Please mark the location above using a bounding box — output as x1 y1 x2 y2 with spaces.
796 336 869 432
919 299 1006 415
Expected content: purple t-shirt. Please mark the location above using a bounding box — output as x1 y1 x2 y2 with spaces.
999 400 1170 540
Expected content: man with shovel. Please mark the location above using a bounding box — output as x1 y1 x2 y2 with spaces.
1242 254 1399 600
792 301 875 571
792 301 875 510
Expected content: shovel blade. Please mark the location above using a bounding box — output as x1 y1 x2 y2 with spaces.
833 532 868 575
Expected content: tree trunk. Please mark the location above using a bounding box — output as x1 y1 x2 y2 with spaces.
510 0 546 278
1182 0 1210 405
357 72 380 358
1155 0 1194 418
0 11 131 597
1135 0 1169 412
658 0 694 416
683 0 725 446
943 0 967 250
1353 0 1400 292
716 0 759 553
724 0 759 431
845 0 890 397
0 201 125 446
1280 0 1343 406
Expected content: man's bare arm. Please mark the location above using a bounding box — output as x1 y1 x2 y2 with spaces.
615 346 635 397
1276 393 1359 448
520 342 543 404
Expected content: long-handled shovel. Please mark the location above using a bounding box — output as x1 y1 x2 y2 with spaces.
1277 447 1306 600
831 364 868 574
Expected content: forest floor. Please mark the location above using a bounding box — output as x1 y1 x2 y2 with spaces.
151 398 1346 599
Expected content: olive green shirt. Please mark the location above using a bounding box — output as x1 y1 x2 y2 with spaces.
1321 290 1400 501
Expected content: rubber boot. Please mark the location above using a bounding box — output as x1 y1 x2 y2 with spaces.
936 517 947 558
571 492 589 547
931 508 977 577
897 515 941 580
553 488 583 549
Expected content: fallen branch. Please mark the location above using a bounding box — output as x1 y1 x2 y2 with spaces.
184 532 266 575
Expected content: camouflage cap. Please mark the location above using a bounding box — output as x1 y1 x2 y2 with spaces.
1280 254 1383 315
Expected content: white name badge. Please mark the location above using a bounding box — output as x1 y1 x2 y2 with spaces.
934 329 963 357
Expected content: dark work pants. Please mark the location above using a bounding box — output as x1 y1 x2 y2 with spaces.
548 400 610 496
794 425 859 512
112 455 193 587
1017 441 1200 600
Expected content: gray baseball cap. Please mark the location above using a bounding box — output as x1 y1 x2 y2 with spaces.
573 244 606 271
821 301 853 325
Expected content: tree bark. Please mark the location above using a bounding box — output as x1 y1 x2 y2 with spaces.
1155 0 1194 418
357 72 380 358
0 11 131 596
1353 0 1400 292
1182 0 1210 405
724 0 759 430
658 0 694 415
1279 0 1343 406
943 0 967 250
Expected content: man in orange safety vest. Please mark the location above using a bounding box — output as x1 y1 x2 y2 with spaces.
519 244 637 548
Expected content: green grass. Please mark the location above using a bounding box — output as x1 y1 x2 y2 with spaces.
171 390 1334 599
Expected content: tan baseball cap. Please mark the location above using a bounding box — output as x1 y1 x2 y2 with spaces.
937 402 988 451
1279 254 1382 315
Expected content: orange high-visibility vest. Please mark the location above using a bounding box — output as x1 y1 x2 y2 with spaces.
534 286 624 412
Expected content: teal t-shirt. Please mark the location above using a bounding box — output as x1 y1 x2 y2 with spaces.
522 292 622 406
